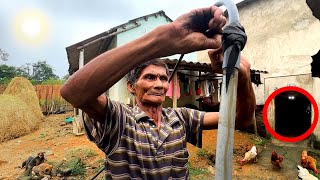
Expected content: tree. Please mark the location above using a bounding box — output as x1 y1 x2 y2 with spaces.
0 49 9 63
0 59 60 85
16 64 31 78
0 64 31 84
62 74 70 81
31 60 58 84
0 65 17 84
0 65 16 78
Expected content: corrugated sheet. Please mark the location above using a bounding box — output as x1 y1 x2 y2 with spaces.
163 59 213 73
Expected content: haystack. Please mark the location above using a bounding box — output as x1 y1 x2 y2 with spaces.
0 95 40 142
3 77 44 120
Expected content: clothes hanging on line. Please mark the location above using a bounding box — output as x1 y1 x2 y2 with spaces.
178 72 218 98
202 80 210 97
195 80 202 96
166 76 181 99
183 78 192 96
179 73 192 96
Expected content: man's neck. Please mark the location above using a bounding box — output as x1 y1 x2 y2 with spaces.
136 100 163 128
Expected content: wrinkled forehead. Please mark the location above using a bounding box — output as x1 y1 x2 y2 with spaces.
139 65 169 77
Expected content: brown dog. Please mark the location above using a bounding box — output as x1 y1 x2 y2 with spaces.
32 163 53 176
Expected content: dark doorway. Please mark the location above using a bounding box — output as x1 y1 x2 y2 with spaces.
275 91 311 137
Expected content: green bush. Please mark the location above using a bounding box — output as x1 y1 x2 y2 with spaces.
67 157 85 175
66 148 97 159
197 149 210 158
251 136 270 146
41 78 65 85
188 163 209 176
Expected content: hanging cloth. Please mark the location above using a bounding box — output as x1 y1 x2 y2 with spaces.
166 77 181 99
202 80 210 97
195 80 202 95
185 78 192 96
183 77 189 94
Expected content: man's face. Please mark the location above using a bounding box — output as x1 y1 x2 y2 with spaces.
131 65 169 105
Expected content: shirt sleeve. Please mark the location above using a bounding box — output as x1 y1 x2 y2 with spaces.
176 108 205 148
83 96 126 155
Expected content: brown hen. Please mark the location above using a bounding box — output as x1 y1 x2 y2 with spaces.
271 151 284 169
301 150 318 174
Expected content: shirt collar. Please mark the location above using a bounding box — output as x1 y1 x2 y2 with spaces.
133 105 149 122
133 106 180 127
162 108 180 126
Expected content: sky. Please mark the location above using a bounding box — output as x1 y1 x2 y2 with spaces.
0 0 243 77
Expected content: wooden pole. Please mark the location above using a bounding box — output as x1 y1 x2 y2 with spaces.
198 71 201 109
73 49 85 135
172 73 178 108
78 49 84 119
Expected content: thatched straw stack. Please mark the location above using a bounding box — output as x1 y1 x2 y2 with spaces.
3 77 44 120
0 95 40 142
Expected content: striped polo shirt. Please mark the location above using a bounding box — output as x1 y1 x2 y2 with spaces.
83 97 204 179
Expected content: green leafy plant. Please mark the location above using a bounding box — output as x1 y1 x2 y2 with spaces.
54 157 86 176
41 78 65 85
67 148 97 159
67 157 85 175
93 159 105 173
251 136 269 146
188 163 209 176
39 133 46 139
197 149 210 158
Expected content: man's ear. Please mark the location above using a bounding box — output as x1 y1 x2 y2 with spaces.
127 81 135 95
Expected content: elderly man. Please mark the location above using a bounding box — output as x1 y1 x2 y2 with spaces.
61 5 256 179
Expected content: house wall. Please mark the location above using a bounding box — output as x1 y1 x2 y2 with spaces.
313 78 320 140
109 14 198 107
197 0 320 140
265 74 313 130
117 15 197 62
238 0 320 104
238 0 320 140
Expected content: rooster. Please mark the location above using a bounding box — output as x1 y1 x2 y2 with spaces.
301 150 318 174
297 165 318 180
271 151 284 169
239 145 257 165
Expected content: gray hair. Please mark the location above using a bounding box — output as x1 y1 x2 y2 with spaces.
127 59 170 85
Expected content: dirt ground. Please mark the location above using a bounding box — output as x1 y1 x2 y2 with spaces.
0 112 319 180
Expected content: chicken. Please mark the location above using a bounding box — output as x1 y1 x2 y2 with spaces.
301 150 309 168
302 150 308 157
271 151 284 169
239 145 257 165
297 165 318 180
246 144 259 154
301 150 319 174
